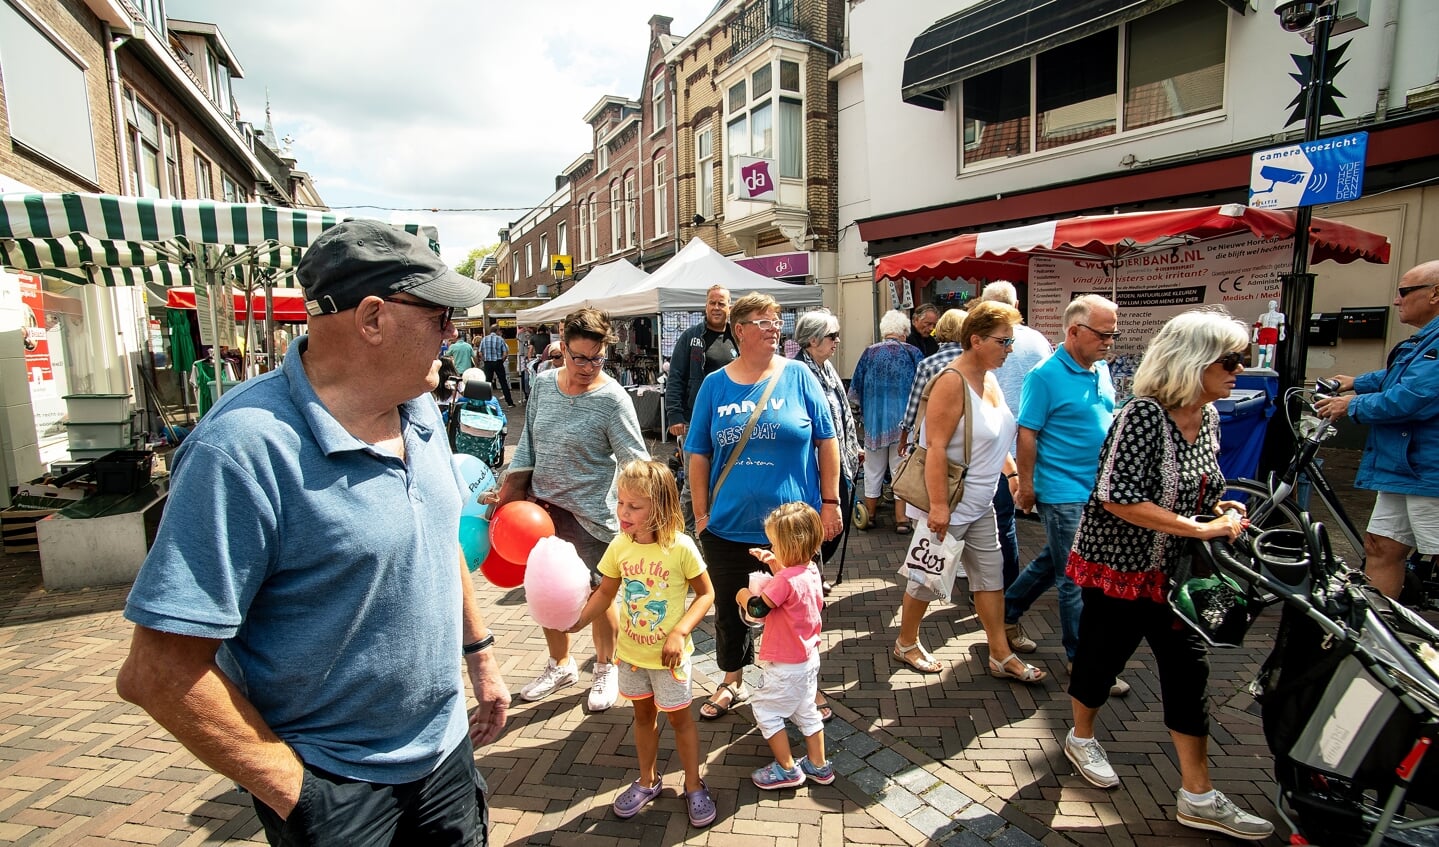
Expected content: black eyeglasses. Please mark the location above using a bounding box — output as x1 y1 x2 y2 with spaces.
381 297 458 331
1077 323 1122 341
566 348 607 368
1213 351 1245 373
824 332 841 341
1397 282 1437 299
987 335 1015 349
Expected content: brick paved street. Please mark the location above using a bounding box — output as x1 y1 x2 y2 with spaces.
0 406 1375 845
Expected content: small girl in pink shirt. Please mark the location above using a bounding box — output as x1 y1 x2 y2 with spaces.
736 502 834 790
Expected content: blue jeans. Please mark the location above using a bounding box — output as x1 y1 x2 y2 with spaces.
992 476 1019 588
1003 501 1084 661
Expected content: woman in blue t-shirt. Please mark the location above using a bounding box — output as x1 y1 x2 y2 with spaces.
685 292 842 720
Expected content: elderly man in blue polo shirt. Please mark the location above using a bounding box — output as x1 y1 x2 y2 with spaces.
117 220 511 846
1003 294 1129 696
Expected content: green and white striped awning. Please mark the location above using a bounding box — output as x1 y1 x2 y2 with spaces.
0 193 439 288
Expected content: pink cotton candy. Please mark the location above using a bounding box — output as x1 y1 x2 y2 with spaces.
525 536 591 631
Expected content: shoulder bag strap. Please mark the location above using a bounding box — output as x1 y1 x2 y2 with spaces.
712 368 782 500
913 367 966 452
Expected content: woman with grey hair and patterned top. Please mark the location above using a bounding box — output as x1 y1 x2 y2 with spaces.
794 309 859 573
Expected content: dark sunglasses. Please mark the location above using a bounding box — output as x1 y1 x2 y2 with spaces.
1397 282 1437 299
381 297 458 331
1077 322 1122 341
824 332 841 341
1214 351 1245 373
547 353 564 361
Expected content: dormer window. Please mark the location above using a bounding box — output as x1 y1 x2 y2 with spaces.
597 142 609 172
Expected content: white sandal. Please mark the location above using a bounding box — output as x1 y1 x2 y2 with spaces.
988 653 1047 684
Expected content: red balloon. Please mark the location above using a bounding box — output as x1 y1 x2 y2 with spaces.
479 548 526 588
490 501 555 564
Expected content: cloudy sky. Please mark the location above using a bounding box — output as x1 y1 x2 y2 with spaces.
166 1 720 266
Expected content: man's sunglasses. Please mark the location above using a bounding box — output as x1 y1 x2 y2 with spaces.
1214 351 1245 373
1077 323 1122 341
1397 282 1438 299
381 297 459 331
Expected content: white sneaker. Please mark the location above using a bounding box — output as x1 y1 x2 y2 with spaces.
1064 731 1119 789
519 658 579 702
587 661 619 711
1176 790 1275 840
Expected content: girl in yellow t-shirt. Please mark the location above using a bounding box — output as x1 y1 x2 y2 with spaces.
570 460 717 827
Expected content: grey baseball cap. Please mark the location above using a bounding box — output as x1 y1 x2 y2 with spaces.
298 220 486 316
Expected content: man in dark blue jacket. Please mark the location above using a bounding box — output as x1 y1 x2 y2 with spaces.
665 285 736 528
1318 260 1439 597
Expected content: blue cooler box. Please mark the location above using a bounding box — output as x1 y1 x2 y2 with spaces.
1216 388 1271 482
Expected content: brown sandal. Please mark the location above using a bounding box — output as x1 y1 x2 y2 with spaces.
699 682 748 720
891 640 942 674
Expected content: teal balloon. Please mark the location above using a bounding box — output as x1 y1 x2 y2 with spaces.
459 515 492 572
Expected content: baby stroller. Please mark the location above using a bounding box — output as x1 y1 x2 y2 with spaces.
1192 516 1439 846
454 397 507 470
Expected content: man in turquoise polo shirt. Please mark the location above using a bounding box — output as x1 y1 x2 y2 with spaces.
1003 294 1124 695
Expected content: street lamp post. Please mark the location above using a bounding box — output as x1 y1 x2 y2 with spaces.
1275 4 1337 400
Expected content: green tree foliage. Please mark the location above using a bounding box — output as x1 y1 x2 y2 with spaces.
454 243 499 279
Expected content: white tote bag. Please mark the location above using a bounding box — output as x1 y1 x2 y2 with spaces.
897 525 965 602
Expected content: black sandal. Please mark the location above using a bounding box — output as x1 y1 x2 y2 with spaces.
698 682 748 720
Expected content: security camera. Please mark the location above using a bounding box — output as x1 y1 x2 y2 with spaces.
1274 0 1333 32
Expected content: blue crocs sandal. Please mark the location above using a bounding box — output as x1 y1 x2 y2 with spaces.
613 779 662 818
752 760 806 790
683 779 717 827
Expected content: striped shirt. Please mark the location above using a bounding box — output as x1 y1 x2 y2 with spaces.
479 332 508 362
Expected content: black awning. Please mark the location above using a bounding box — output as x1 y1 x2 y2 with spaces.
901 0 1184 110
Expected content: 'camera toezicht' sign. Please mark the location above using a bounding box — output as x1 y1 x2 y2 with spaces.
1249 131 1367 210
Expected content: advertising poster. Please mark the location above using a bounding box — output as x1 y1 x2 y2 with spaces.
17 273 52 388
1027 232 1291 392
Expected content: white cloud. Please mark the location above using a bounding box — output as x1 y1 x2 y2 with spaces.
166 0 719 264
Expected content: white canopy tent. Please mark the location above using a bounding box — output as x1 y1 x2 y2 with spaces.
601 237 821 316
515 258 649 324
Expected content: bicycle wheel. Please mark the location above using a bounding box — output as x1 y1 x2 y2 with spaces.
1221 478 1304 533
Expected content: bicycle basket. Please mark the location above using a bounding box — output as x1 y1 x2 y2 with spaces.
1170 572 1260 648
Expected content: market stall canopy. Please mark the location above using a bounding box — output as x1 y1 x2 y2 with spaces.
0 192 452 289
875 204 1392 283
515 258 650 324
603 237 823 316
165 287 308 322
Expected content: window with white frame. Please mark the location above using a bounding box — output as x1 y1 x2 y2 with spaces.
221 171 243 202
162 120 181 198
653 154 668 237
623 172 636 248
695 123 715 220
525 242 533 278
539 234 549 277
609 181 621 254
652 74 667 131
137 0 165 34
587 194 599 261
125 88 165 197
724 59 803 195
193 154 213 198
557 221 568 259
0 0 100 183
960 0 1224 168
597 141 609 172
576 202 588 263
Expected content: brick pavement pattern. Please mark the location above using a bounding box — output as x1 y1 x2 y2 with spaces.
0 413 1373 845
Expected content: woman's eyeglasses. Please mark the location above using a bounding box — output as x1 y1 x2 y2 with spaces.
987 336 1015 349
824 332 841 341
1214 351 1245 373
567 350 607 368
381 297 457 331
740 318 782 331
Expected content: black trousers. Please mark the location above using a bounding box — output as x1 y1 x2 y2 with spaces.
699 529 768 674
253 739 489 846
1069 587 1211 737
481 359 513 405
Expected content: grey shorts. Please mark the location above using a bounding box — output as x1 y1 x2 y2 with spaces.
617 658 694 712
1369 491 1439 555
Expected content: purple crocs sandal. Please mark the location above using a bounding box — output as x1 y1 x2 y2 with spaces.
613 779 662 819
682 779 717 827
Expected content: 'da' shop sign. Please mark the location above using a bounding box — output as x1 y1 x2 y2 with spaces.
1026 231 1289 366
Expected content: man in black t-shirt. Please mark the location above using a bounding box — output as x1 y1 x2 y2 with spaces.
665 285 737 528
906 303 940 358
